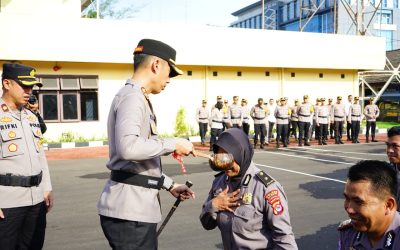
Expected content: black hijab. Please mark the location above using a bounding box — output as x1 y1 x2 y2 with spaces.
213 128 254 190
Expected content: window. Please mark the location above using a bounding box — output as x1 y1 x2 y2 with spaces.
291 72 296 77
213 71 218 77
237 71 242 77
319 73 324 78
376 12 392 24
37 75 99 122
265 71 270 76
341 74 345 79
187 70 192 76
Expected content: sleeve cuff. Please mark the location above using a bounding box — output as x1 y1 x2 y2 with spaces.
162 173 174 191
204 200 218 220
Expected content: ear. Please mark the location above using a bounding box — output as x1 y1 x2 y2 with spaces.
2 79 12 91
150 58 161 75
385 197 396 214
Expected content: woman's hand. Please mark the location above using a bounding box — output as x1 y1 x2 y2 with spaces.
212 186 241 213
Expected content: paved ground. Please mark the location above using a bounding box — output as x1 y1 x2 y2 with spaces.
43 140 388 250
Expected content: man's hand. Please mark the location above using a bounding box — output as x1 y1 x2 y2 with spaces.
175 138 194 156
0 208 3 219
44 191 54 213
169 183 195 200
26 102 39 112
212 186 241 213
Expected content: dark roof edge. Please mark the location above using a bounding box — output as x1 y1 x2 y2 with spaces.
231 1 262 16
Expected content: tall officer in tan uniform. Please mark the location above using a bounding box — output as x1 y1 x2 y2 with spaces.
296 95 313 146
240 98 250 136
345 95 353 141
289 99 299 141
309 98 321 142
250 98 269 149
196 99 209 146
275 97 291 148
222 100 231 131
0 63 53 250
316 98 330 145
97 39 195 250
229 96 243 128
328 98 335 139
331 96 346 144
364 97 380 143
347 96 362 143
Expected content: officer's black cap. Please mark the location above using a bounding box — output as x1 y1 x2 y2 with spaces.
2 63 42 87
133 39 183 78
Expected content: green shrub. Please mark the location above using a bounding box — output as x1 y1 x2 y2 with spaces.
174 107 189 137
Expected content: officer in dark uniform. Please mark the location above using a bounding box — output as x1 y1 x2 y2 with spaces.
0 63 53 250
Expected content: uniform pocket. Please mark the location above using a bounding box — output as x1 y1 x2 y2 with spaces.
232 205 263 234
31 127 42 153
0 130 24 158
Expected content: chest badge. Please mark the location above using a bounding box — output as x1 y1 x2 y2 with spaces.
242 192 253 205
0 117 12 122
8 143 18 152
8 131 16 138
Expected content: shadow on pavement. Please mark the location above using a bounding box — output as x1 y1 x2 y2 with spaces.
296 223 339 249
299 180 344 199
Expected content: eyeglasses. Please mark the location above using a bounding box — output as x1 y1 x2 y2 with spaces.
385 142 400 150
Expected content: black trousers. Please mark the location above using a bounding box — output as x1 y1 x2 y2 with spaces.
290 120 298 138
329 122 335 137
198 122 208 143
319 123 328 141
232 123 241 128
100 215 157 250
242 123 250 136
351 121 360 142
210 128 223 150
335 121 344 141
298 121 310 142
346 121 352 140
366 121 377 138
254 124 266 144
268 122 275 142
276 124 289 146
0 202 47 250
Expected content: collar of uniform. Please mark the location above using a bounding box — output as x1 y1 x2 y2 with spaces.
353 212 400 248
0 98 22 120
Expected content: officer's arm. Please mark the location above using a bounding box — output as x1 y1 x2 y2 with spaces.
114 93 176 161
264 184 298 250
375 106 380 117
250 107 255 119
199 187 219 231
347 106 352 122
196 108 200 123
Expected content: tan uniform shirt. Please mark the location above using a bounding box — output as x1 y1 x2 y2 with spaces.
210 108 224 129
290 105 299 121
241 105 250 124
97 80 175 223
364 104 380 121
331 103 346 122
274 105 291 125
316 105 330 124
348 104 362 121
196 106 209 124
250 105 269 125
229 104 243 126
0 99 52 209
296 103 313 123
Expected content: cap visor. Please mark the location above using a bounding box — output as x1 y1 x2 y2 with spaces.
18 79 43 87
169 63 183 78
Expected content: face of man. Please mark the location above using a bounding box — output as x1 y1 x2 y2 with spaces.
202 102 207 108
337 99 342 104
241 101 246 107
150 58 171 94
269 99 274 105
2 79 33 108
386 135 400 165
344 180 389 234
233 98 238 104
304 98 308 103
348 95 353 102
258 100 263 106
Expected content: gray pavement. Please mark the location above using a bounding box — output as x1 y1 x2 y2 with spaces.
44 142 388 250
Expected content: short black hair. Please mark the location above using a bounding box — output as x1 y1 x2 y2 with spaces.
347 160 397 199
388 126 400 138
133 53 152 72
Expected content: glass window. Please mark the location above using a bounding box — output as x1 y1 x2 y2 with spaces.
61 77 80 90
80 92 98 121
42 94 59 120
62 93 79 121
80 77 98 89
383 0 387 7
40 77 59 90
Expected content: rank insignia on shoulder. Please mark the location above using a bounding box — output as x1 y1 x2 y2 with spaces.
256 171 275 187
337 219 353 231
385 230 395 249
1 104 9 112
27 116 37 122
242 192 252 205
0 117 12 122
243 174 251 186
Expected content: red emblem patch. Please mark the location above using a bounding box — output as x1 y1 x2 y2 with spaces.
1 104 9 112
134 46 144 53
265 189 284 215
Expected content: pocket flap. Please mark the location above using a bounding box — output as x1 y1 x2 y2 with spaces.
0 130 22 142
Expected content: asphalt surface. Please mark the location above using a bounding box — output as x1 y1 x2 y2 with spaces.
44 142 388 250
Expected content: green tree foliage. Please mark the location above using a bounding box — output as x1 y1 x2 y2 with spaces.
82 0 145 19
174 107 189 137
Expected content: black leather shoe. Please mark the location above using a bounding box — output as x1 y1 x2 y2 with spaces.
304 142 311 146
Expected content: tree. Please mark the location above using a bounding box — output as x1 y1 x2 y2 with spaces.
174 107 189 137
82 0 146 19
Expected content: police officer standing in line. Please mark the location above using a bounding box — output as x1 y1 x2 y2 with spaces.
250 98 269 149
229 96 243 128
0 63 53 250
364 97 380 143
338 160 400 249
275 97 291 148
316 97 330 145
347 96 362 144
209 100 225 151
331 96 346 144
289 99 299 142
222 100 231 131
309 98 321 142
196 99 209 146
267 98 276 144
345 94 353 141
328 98 335 139
297 95 313 146
241 98 250 136
97 39 195 250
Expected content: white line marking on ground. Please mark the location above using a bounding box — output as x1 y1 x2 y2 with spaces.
256 151 354 165
297 147 386 156
279 148 368 160
255 163 346 184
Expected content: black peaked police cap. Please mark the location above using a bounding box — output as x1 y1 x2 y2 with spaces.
2 63 43 87
134 39 183 78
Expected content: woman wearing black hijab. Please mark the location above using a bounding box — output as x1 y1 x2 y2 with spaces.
200 128 298 250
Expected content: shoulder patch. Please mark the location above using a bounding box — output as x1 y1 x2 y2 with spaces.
256 171 275 187
337 219 353 231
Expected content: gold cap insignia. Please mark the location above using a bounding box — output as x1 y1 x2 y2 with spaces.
8 131 16 138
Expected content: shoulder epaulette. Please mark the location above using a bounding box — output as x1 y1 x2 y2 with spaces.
214 171 225 178
337 219 353 231
256 171 275 187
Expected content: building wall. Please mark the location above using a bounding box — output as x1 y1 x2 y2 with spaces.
0 0 80 18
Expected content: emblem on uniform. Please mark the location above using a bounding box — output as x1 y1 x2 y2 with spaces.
265 189 284 215
27 116 37 122
385 230 395 249
36 129 42 137
243 174 251 186
242 192 252 205
8 143 18 152
8 131 16 139
1 104 9 112
0 117 12 122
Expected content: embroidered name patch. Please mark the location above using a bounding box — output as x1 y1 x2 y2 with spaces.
265 189 284 215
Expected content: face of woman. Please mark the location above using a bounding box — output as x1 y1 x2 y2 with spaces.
216 147 240 177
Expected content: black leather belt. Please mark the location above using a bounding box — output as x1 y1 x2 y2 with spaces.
352 115 361 117
299 114 310 117
199 117 208 119
334 116 344 118
231 116 241 119
110 170 164 190
276 116 288 120
212 120 223 123
318 116 328 118
254 117 265 120
0 171 42 187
